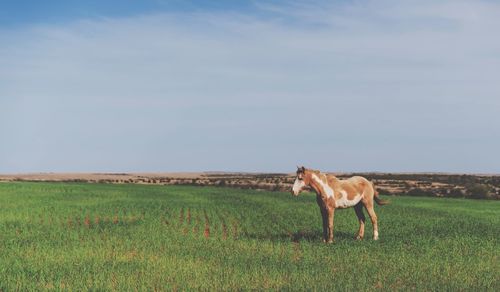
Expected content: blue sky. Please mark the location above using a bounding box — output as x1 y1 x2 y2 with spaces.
1 0 500 173
0 1 262 26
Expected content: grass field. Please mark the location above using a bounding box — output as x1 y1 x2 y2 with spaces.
0 182 498 290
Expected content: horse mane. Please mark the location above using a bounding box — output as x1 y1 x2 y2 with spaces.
309 169 321 175
307 168 339 183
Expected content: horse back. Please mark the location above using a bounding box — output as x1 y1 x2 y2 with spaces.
341 176 373 195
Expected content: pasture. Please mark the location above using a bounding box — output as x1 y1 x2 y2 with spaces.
0 182 498 290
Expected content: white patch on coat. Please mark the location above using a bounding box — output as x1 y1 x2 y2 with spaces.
292 178 306 195
335 190 363 209
374 230 379 240
311 173 334 198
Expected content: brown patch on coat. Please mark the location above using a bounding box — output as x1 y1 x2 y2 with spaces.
341 183 361 200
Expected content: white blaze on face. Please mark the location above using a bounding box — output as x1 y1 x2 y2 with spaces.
335 190 363 208
311 173 334 198
292 177 306 195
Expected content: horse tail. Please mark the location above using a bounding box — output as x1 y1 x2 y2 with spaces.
372 182 389 205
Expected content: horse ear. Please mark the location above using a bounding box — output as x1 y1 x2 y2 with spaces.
300 166 306 172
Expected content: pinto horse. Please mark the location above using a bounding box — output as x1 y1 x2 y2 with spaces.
291 166 388 243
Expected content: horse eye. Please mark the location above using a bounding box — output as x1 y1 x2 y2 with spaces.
297 177 303 181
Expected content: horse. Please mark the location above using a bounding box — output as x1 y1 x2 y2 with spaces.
291 166 388 243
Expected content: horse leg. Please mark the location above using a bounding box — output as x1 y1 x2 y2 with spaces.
320 207 328 242
354 203 366 240
317 196 328 242
364 202 379 240
327 208 335 243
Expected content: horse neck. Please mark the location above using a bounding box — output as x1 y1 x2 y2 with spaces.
308 172 338 196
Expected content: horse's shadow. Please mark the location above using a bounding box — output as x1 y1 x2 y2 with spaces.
246 229 354 243
288 230 319 242
288 230 354 243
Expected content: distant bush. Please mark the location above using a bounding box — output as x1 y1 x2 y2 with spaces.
448 188 465 198
467 183 494 199
272 184 283 192
407 188 435 197
376 188 393 196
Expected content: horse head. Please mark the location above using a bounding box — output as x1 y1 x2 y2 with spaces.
292 166 310 196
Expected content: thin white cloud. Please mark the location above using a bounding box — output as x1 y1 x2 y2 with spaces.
1 0 499 173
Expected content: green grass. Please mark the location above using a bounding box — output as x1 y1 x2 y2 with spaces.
0 182 499 291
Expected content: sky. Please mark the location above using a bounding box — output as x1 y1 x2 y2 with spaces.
1 0 500 174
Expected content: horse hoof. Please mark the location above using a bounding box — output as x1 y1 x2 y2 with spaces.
355 236 363 240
